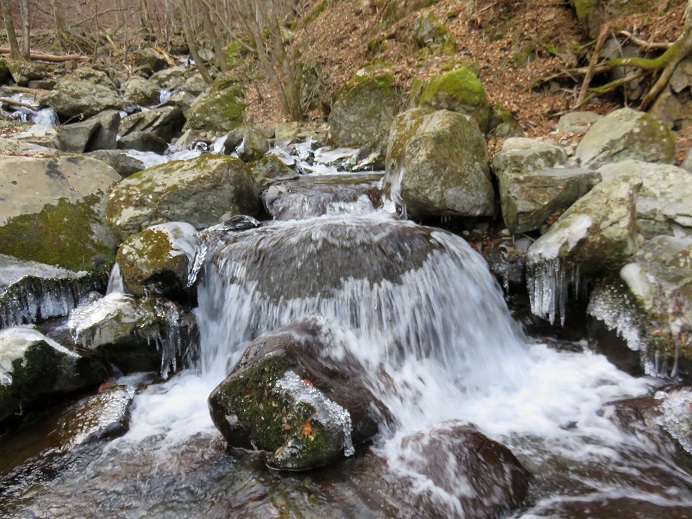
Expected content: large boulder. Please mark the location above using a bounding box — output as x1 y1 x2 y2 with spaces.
383 108 493 218
0 153 121 272
45 78 124 120
118 106 186 143
413 67 491 132
0 327 108 423
117 131 168 154
132 48 169 74
68 293 198 376
0 255 97 330
412 11 456 55
122 76 160 106
574 108 676 168
86 110 122 151
223 126 270 162
328 74 399 148
208 317 383 471
492 137 568 176
106 153 260 239
184 86 246 132
115 222 201 299
528 161 692 274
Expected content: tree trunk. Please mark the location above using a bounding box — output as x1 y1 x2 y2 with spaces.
19 0 29 60
201 0 228 73
181 0 213 84
0 0 21 60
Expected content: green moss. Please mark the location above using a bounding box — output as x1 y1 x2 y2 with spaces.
418 67 486 108
0 195 116 274
573 0 596 21
366 37 386 57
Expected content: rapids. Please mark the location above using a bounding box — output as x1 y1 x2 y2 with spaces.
1 199 691 516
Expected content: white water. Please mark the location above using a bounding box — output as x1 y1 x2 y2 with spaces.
104 211 692 516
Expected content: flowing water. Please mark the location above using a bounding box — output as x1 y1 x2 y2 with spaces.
1 152 691 517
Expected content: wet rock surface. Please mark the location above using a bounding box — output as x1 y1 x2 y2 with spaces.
209 317 382 471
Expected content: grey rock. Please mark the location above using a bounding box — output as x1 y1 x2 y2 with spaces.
87 110 122 151
556 111 603 133
87 150 145 177
122 76 160 106
119 106 185 143
117 131 168 154
57 118 101 153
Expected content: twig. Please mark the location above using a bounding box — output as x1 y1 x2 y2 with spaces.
575 23 610 107
0 48 87 62
619 31 674 51
0 97 38 109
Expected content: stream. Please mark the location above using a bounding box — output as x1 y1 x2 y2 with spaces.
0 140 691 518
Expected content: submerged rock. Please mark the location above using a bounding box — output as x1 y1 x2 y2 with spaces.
106 153 260 240
68 293 198 377
0 255 98 330
574 108 675 168
116 222 201 299
384 108 493 218
0 327 108 423
53 385 136 450
208 317 382 470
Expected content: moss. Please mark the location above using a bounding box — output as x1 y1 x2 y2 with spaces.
10 341 62 401
366 37 386 57
573 0 596 21
418 67 486 108
0 195 116 274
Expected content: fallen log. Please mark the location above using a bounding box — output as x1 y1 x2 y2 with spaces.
0 48 87 62
0 97 38 110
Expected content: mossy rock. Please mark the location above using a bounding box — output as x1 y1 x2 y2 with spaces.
413 67 491 132
250 154 299 188
106 153 261 240
328 74 399 148
574 108 676 169
0 59 10 84
0 152 121 274
116 222 199 299
384 108 494 218
0 327 108 423
380 0 440 24
184 86 246 132
208 317 382 470
412 11 456 56
45 79 124 120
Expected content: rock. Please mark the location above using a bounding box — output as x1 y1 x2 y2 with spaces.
649 84 692 132
182 73 208 96
117 131 168 154
70 66 118 89
383 108 494 218
683 149 692 173
528 161 692 274
86 110 122 151
132 48 169 74
412 10 455 55
184 86 245 132
45 78 124 120
68 293 198 376
618 236 692 378
413 67 491 132
224 126 270 162
118 106 185 143
11 124 63 150
574 108 676 168
53 385 135 450
0 255 98 329
274 121 301 145
6 60 48 86
150 66 188 90
381 0 438 24
390 424 531 518
499 167 600 234
493 137 568 176
262 174 381 220
473 236 531 288
56 118 101 153
0 153 121 272
87 150 145 177
106 153 260 239
571 0 656 39
208 317 382 470
116 222 200 299
328 74 399 148
557 111 603 133
250 153 298 187
0 327 108 423
122 76 160 106
0 58 9 83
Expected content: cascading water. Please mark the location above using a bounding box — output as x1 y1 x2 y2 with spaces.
2 216 691 515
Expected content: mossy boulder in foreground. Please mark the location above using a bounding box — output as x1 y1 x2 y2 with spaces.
208 317 383 470
106 153 260 240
